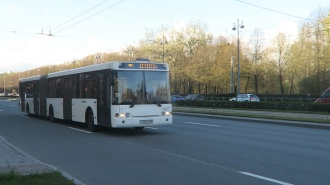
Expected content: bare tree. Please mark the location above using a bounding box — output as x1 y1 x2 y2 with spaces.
269 32 291 94
247 29 265 93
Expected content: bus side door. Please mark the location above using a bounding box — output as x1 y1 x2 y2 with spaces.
34 82 39 115
63 78 72 120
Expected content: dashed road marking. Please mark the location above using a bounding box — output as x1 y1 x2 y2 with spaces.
146 127 159 130
19 115 29 118
184 122 222 128
238 171 294 185
124 141 294 185
68 127 92 134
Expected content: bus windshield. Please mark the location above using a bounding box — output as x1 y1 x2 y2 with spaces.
113 71 170 105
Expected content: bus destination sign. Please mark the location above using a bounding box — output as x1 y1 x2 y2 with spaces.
119 63 167 70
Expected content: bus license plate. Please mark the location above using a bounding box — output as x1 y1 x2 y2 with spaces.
140 120 153 124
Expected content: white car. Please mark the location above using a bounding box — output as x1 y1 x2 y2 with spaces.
229 94 260 102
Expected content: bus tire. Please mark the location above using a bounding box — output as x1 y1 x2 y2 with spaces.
86 110 98 132
134 127 144 130
49 106 56 123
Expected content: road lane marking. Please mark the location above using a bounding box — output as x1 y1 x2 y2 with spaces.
0 110 3 111
68 127 92 134
184 122 222 128
238 171 294 185
146 127 159 130
19 115 29 118
123 141 294 185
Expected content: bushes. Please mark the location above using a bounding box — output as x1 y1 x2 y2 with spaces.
176 100 330 113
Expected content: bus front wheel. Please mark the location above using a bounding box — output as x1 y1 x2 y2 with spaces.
86 110 98 132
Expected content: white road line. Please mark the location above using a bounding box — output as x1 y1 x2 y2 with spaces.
146 127 159 130
184 122 222 128
238 171 294 185
19 115 29 118
68 127 92 134
0 110 3 111
10 105 15 107
124 141 294 185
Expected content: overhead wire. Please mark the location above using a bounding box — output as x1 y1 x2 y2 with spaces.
39 0 43 33
48 0 52 33
50 0 111 31
53 0 126 34
235 0 315 21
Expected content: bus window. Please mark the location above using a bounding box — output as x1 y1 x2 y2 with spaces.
116 71 143 104
144 71 170 104
56 79 63 98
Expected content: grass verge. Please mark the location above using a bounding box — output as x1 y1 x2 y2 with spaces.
0 170 75 185
174 109 330 124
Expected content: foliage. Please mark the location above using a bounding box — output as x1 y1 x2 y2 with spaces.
3 7 330 96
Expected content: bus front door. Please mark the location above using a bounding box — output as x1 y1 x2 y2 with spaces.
97 74 110 126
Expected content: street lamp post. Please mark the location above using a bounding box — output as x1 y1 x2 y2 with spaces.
160 36 167 63
3 75 5 96
230 56 234 93
232 19 244 94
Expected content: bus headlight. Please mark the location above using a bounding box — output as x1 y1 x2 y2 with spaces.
125 113 130 117
162 111 171 116
119 113 125 118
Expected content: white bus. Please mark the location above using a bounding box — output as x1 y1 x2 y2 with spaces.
19 59 172 131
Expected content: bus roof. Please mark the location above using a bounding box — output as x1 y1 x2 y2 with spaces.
47 61 169 78
19 75 41 83
19 60 169 81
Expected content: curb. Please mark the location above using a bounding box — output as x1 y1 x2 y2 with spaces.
174 112 330 130
0 136 86 185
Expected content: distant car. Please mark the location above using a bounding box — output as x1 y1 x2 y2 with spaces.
171 95 185 103
315 87 330 103
185 94 205 100
229 94 260 102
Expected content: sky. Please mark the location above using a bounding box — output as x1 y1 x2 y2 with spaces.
1 0 330 74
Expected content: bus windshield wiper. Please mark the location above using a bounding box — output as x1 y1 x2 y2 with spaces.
130 101 135 108
154 100 161 107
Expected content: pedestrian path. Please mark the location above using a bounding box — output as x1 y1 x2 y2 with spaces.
0 136 50 174
0 135 86 184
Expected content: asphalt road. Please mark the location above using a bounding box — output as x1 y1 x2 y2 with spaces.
1 100 330 185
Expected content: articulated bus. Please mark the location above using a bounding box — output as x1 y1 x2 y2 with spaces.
19 59 172 131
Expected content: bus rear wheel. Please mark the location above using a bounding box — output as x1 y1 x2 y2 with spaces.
87 110 98 132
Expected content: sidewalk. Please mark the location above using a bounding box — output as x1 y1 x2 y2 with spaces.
173 107 330 129
0 135 86 184
0 136 50 174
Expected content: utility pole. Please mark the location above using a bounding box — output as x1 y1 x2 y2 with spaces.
230 56 234 93
232 19 244 94
3 75 5 96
